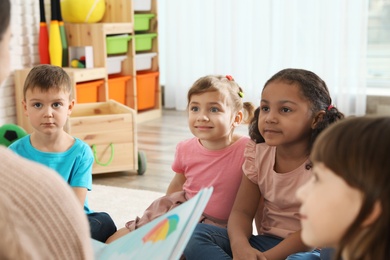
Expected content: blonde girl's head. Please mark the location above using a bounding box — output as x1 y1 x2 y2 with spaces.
23 65 72 100
187 75 254 123
249 68 344 147
310 116 390 260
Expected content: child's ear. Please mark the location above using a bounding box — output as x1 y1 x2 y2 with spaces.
22 100 28 117
311 110 325 129
233 111 243 126
67 99 75 116
362 200 382 227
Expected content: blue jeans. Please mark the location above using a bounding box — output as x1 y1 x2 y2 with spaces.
184 223 321 260
87 212 117 242
320 248 335 260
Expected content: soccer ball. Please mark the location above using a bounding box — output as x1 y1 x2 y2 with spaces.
0 124 27 147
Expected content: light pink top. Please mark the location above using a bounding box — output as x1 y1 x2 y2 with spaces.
243 140 312 238
172 136 250 222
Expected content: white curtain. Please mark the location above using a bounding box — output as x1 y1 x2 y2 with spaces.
158 0 368 116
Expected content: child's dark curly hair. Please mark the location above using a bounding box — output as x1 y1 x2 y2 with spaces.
249 69 344 151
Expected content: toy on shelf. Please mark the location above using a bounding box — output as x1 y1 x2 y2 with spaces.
39 0 68 67
0 124 27 147
61 0 106 23
69 46 94 69
39 0 50 64
71 56 86 68
49 0 63 67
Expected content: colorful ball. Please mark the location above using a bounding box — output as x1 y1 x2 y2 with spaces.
61 0 106 23
71 59 85 68
0 124 27 147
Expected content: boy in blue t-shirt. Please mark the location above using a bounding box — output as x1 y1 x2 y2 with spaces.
9 64 116 242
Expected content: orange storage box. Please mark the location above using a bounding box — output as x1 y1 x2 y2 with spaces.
136 71 159 111
108 74 132 105
76 79 104 103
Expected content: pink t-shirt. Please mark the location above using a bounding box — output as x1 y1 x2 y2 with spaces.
172 136 250 222
243 140 312 238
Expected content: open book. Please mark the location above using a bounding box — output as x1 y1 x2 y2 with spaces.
92 187 213 259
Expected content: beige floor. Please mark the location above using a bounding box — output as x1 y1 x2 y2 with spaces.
92 109 249 193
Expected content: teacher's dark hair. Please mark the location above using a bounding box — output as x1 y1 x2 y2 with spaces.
0 0 11 41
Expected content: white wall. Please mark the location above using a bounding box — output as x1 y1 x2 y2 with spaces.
0 1 385 127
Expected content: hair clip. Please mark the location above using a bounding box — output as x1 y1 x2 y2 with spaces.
226 75 234 81
327 105 334 111
238 91 244 98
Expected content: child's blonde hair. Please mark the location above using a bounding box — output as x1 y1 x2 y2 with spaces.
187 75 254 123
23 64 72 100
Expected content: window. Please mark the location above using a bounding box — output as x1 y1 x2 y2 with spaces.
367 0 390 93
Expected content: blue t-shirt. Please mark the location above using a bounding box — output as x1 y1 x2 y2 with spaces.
9 135 94 214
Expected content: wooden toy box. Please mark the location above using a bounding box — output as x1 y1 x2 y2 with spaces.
67 100 137 174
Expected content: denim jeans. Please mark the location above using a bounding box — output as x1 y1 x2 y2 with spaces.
286 251 320 260
87 212 117 242
184 223 321 260
319 248 335 260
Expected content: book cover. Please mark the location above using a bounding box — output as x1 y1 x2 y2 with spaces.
92 187 213 259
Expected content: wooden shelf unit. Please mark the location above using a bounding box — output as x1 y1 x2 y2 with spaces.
133 0 161 122
65 22 138 110
12 0 161 175
64 0 161 123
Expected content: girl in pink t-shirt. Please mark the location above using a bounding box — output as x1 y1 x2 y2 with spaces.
107 75 255 243
184 68 344 260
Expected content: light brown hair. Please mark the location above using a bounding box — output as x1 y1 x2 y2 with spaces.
187 75 255 123
311 116 390 260
23 64 72 100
